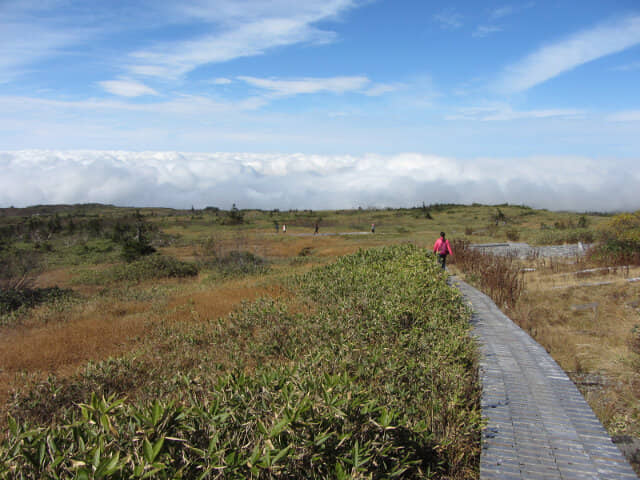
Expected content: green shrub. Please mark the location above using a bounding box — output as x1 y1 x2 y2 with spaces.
72 239 115 255
506 229 520 241
0 286 75 316
121 238 156 262
65 238 119 265
85 255 198 284
221 204 245 225
589 211 640 265
0 247 42 289
203 250 269 277
535 228 594 245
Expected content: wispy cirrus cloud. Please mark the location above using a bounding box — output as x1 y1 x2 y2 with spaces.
98 79 159 97
498 14 640 93
606 110 640 122
363 83 401 96
171 0 357 24
472 25 502 38
490 2 534 20
1 1 362 84
129 19 336 78
446 103 584 121
433 9 463 30
612 61 640 71
490 5 515 20
128 1 359 78
235 75 400 99
237 75 371 96
0 21 86 83
473 3 534 39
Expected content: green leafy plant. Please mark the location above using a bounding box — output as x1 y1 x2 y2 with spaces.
80 255 198 284
0 286 74 316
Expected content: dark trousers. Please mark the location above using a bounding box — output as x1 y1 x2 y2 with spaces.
438 253 448 270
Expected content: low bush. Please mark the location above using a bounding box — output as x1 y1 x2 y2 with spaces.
202 250 269 277
450 239 524 310
0 286 74 316
588 211 640 265
589 240 640 266
0 247 42 289
535 228 595 245
121 238 156 262
84 255 198 284
629 325 640 357
506 229 520 241
63 238 120 265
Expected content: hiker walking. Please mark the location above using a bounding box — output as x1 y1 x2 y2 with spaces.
371 223 375 233
314 223 319 235
282 223 287 233
274 221 279 233
433 232 453 270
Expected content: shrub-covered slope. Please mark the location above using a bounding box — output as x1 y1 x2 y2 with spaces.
1 245 480 479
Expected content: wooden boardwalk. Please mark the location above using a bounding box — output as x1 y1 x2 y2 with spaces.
452 277 637 480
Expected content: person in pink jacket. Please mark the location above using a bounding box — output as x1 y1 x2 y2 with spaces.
433 231 453 270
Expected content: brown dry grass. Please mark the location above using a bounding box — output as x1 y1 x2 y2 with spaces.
0 274 285 409
164 279 284 325
32 268 74 289
244 235 357 259
0 303 149 405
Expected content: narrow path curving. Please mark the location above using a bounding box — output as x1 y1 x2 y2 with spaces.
451 277 638 480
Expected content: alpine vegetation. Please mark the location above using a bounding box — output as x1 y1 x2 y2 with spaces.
1 245 480 479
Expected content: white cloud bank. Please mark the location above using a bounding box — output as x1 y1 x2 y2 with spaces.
1 151 638 212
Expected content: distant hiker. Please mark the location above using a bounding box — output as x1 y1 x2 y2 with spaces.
282 224 287 233
371 223 375 233
274 221 279 233
433 232 453 270
314 223 319 235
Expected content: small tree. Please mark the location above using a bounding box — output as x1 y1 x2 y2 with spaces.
577 215 588 228
225 204 244 225
47 214 62 234
121 237 156 262
87 218 103 237
493 208 506 225
113 213 157 262
422 202 432 219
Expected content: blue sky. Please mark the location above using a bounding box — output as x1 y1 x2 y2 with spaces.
1 0 640 210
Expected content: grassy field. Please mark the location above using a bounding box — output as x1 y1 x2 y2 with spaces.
0 203 634 477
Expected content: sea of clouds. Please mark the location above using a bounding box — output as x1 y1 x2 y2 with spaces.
1 150 638 212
